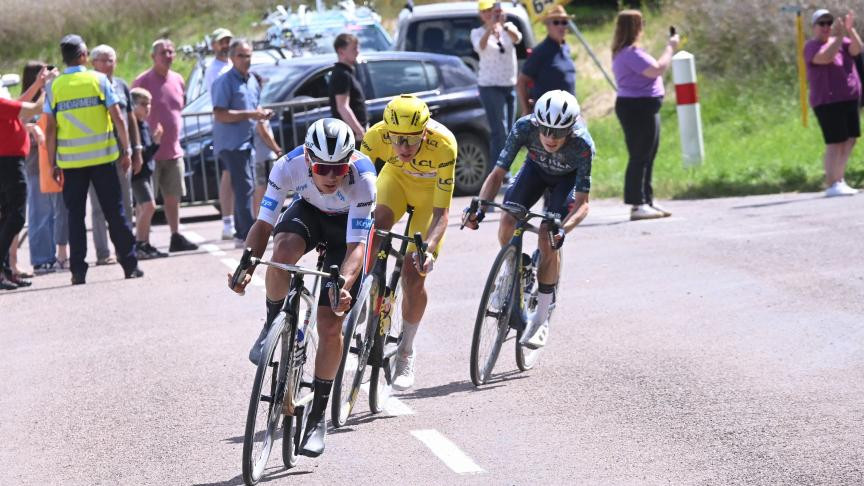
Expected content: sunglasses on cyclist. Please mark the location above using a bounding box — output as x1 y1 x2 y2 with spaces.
308 153 351 176
389 131 424 147
539 125 571 139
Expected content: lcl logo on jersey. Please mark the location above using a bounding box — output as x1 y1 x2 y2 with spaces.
437 177 454 187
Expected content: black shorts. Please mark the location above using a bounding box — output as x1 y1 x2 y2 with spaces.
503 161 578 218
814 100 860 144
273 198 361 308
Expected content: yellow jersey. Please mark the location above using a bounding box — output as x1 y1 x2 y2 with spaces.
360 118 457 209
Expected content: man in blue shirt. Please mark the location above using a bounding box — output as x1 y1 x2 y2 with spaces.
211 39 278 243
517 5 576 115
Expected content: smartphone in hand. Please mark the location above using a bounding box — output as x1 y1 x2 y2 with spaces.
669 26 676 36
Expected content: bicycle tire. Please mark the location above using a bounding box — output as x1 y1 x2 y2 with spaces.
470 245 519 386
516 248 563 370
331 274 376 427
242 313 288 485
282 285 318 468
369 282 404 413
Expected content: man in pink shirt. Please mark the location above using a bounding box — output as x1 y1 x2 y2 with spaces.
133 38 198 252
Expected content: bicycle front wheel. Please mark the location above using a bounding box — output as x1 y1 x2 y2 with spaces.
470 245 518 386
369 282 404 413
242 314 288 485
331 274 376 427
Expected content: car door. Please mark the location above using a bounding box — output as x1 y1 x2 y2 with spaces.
275 66 334 150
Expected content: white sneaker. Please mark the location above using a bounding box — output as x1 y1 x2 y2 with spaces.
630 204 665 221
222 225 234 240
392 352 415 391
826 181 854 197
838 180 859 195
519 317 549 349
234 237 246 249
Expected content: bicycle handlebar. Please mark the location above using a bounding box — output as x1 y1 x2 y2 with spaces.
467 198 565 250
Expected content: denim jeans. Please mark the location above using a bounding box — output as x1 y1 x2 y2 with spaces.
219 148 255 239
25 172 68 266
479 86 516 169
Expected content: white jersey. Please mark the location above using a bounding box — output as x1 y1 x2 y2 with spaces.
257 145 377 244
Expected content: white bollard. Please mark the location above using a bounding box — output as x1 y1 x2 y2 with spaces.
672 51 705 167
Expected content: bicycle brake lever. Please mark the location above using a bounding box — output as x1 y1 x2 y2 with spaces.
230 248 254 290
413 232 427 269
328 264 346 316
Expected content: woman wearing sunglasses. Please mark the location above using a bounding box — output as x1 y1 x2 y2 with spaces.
611 9 679 221
471 0 522 174
360 94 457 391
517 4 576 117
229 117 377 458
804 8 862 197
463 90 595 349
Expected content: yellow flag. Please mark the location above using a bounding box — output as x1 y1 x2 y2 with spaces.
522 0 570 24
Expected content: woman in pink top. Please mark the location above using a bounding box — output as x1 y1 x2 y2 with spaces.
611 10 679 221
804 9 862 197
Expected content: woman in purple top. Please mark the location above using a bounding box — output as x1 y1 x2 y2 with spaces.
804 9 862 197
611 9 679 221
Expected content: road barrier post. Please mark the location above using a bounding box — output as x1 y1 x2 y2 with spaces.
672 50 704 167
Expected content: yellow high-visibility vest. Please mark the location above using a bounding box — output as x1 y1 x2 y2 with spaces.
50 69 118 169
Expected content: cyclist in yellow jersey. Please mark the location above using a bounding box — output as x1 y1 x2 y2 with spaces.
360 94 457 390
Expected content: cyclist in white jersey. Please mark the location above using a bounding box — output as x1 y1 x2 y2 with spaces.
229 118 376 458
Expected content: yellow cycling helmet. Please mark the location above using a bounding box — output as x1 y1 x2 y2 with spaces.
383 94 430 133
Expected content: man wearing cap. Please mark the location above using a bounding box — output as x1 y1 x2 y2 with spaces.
204 27 237 240
516 4 576 115
43 34 143 284
804 8 862 197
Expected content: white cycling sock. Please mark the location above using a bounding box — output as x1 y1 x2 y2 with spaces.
223 215 234 228
398 320 420 357
531 291 554 328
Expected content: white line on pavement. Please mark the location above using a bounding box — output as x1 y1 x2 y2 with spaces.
360 383 414 416
411 429 484 474
184 230 206 244
200 244 225 256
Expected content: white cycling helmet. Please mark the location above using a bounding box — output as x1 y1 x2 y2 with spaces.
304 118 355 163
533 90 580 130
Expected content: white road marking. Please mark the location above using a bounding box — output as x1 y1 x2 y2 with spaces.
411 429 484 474
360 383 414 416
221 257 265 287
200 244 225 256
183 230 206 244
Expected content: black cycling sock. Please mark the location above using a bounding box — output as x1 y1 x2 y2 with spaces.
308 377 334 422
265 298 283 327
538 283 556 294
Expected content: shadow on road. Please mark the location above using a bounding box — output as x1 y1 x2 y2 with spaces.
731 195 824 210
192 467 312 486
397 374 526 401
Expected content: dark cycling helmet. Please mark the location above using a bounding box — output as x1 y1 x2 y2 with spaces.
304 118 355 163
533 90 580 132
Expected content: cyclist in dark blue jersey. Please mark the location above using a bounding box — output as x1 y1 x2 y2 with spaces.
463 90 594 349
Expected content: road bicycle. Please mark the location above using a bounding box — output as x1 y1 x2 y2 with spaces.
332 207 427 426
231 247 343 485
464 197 563 386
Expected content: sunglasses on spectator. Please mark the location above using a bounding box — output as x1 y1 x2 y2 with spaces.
497 39 505 54
308 154 351 176
389 131 424 146
539 126 570 139
816 20 833 27
548 19 568 26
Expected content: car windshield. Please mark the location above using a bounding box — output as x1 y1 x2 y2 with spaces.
182 63 309 113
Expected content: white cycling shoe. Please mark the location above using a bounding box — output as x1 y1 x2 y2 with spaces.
392 352 416 391
519 319 549 350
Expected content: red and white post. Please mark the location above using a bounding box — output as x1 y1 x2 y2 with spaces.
672 51 704 167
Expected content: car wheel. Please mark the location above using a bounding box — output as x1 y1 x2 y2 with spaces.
455 132 488 196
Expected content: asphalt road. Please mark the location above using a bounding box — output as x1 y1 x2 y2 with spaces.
2 192 863 485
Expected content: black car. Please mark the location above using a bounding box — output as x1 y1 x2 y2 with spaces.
180 51 491 204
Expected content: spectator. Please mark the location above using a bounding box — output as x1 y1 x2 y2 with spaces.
517 4 576 115
251 72 281 215
805 9 862 197
211 38 276 245
471 0 522 172
204 28 233 92
90 44 141 264
0 65 49 289
204 28 237 239
43 34 142 285
21 61 69 275
328 33 368 142
133 38 198 252
611 9 679 220
130 87 168 259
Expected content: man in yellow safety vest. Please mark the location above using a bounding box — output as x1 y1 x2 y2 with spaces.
44 34 143 285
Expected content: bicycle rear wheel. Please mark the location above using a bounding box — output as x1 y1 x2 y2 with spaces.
516 249 562 370
282 295 318 468
331 274 376 427
470 245 518 386
242 314 289 485
369 282 404 413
